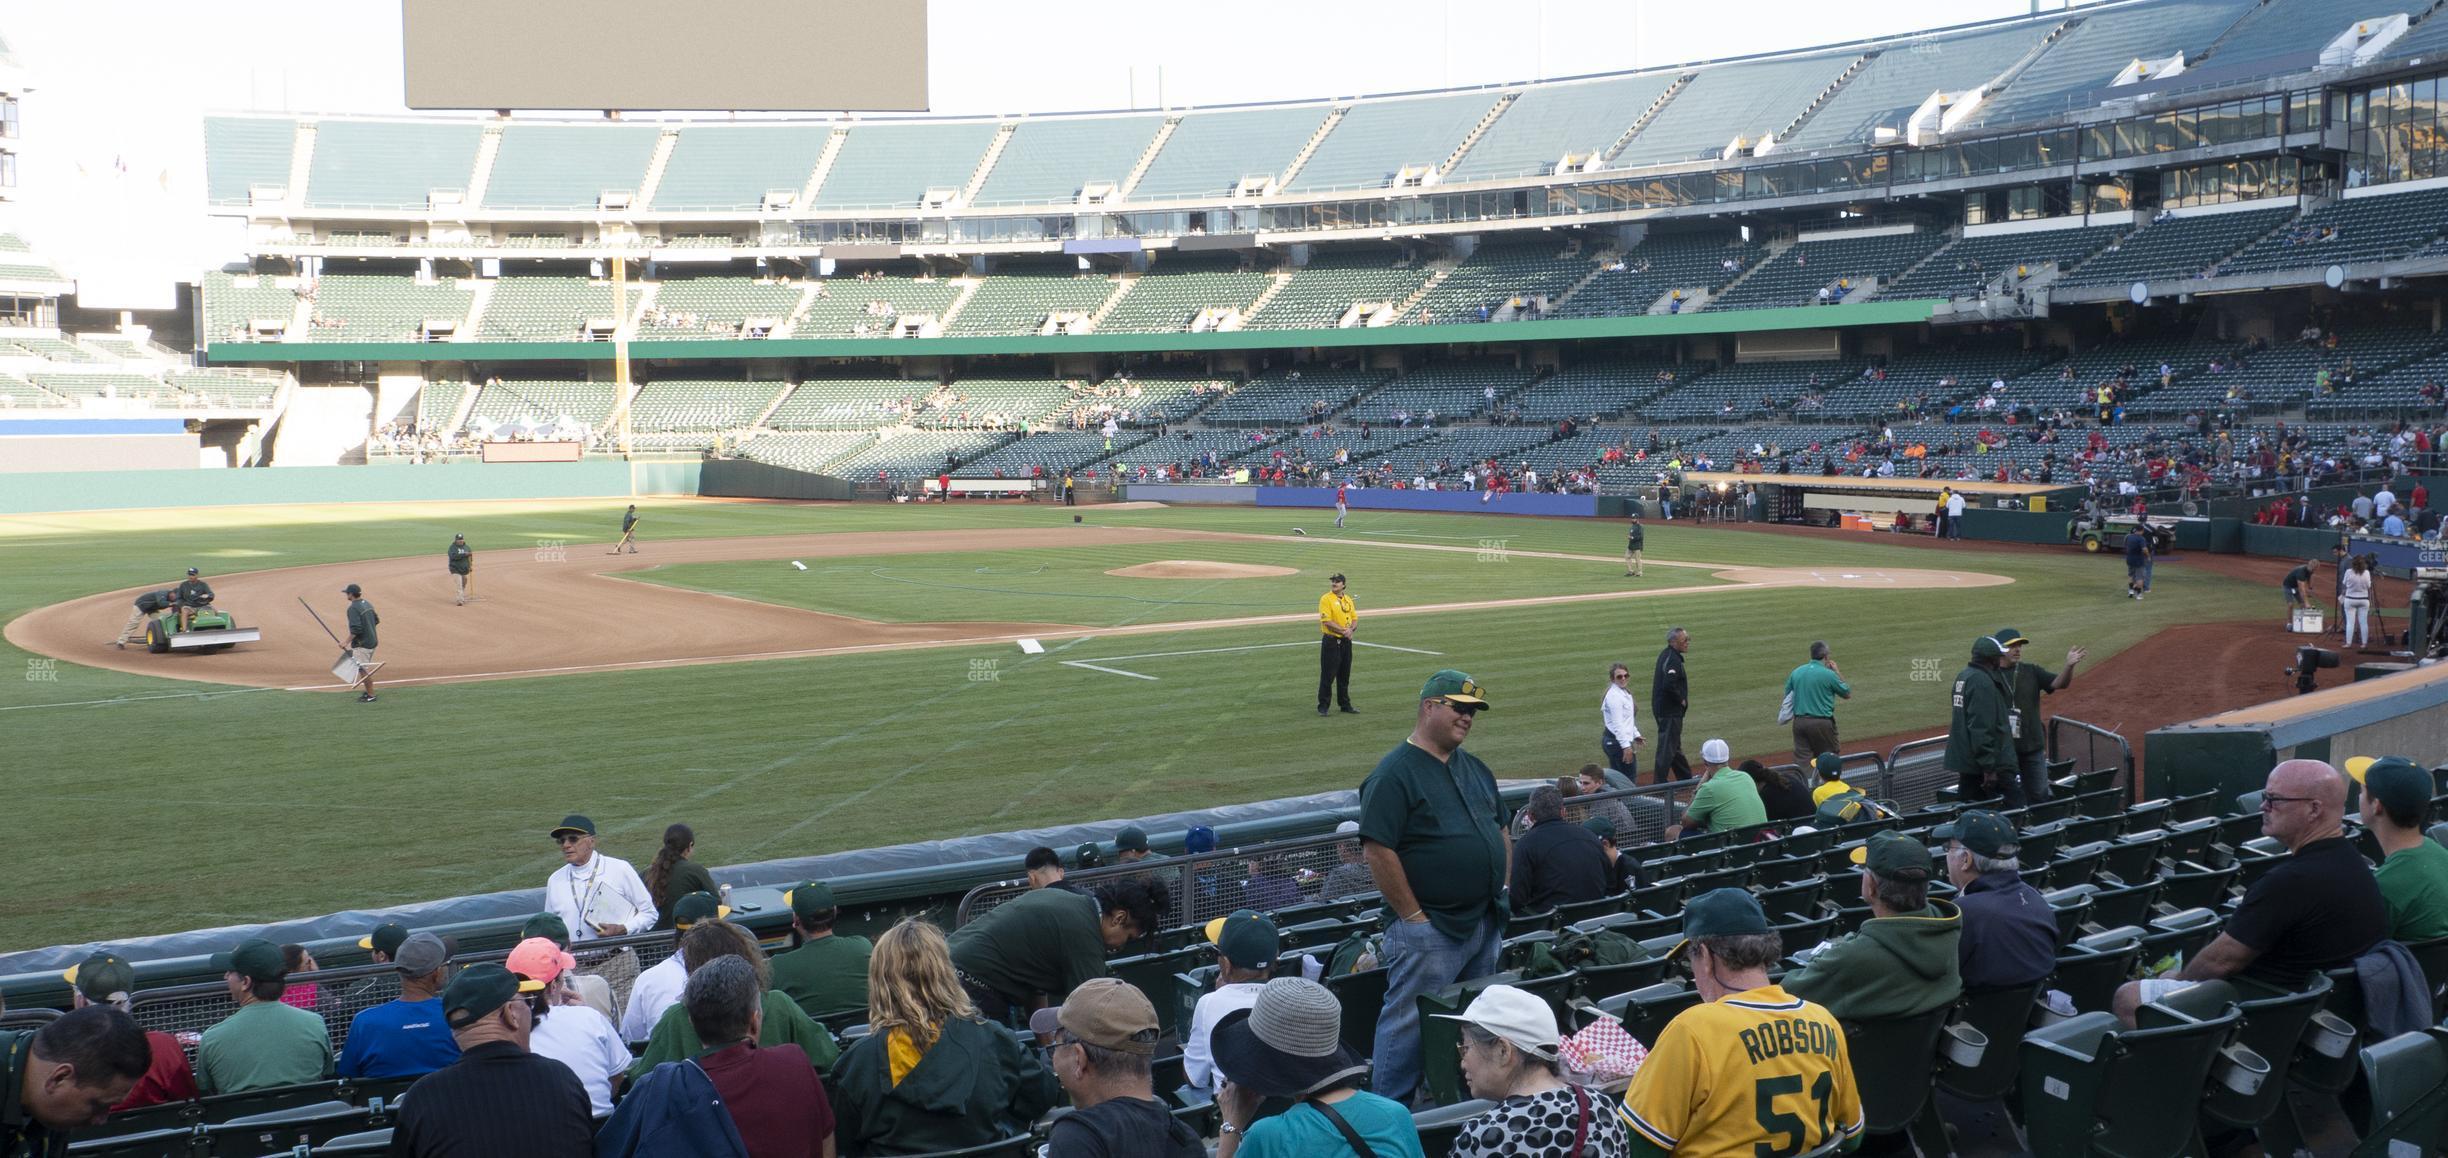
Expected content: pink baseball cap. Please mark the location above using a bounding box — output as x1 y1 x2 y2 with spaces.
505 937 577 985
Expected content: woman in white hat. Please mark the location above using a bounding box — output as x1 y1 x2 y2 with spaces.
1436 984 1630 1157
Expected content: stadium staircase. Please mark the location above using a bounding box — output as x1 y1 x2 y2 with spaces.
464 128 504 209
1700 240 1789 302
1439 94 1519 178
634 130 680 210
1768 53 1875 150
1976 14 2089 114
800 129 851 207
287 294 315 342
1603 74 1694 165
961 124 1017 206
1116 118 1179 200
1384 262 1458 326
1879 236 1962 297
1546 252 1615 313
268 385 374 466
776 283 826 338
935 278 986 330
2207 202 2325 277
1087 273 1138 329
458 280 499 342
1238 270 1296 321
283 123 317 206
1275 108 1347 190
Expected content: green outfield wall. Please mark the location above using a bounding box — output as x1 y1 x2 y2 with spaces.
0 459 701 515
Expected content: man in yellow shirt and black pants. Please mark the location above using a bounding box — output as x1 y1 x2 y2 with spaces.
1318 572 1357 716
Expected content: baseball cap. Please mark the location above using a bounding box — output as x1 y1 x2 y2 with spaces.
550 814 595 838
672 891 731 929
342 583 362 596
1184 825 1218 854
393 932 451 976
1849 830 1934 878
1701 738 1731 764
1583 815 1616 840
1420 669 1491 709
453 533 465 541
1334 820 1359 835
505 937 577 986
210 938 286 982
1974 635 2006 659
443 963 541 1029
521 913 572 947
787 881 838 920
1329 572 1347 584
1429 983 1562 1060
1813 752 1845 781
2360 757 2433 822
359 922 410 956
1665 888 1772 960
1205 910 1281 968
1074 842 1107 869
64 953 135 1004
186 567 199 576
1933 811 2020 858
1114 826 1150 854
1030 977 1162 1055
1991 627 2030 648
2343 756 2378 784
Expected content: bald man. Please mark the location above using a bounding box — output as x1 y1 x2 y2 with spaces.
2112 759 2385 1025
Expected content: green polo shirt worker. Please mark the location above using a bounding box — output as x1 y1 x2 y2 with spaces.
1669 739 1768 839
1356 669 1508 1104
1782 643 1852 765
2357 756 2448 941
769 881 873 1021
1 1008 153 1157
947 888 1112 1025
195 939 332 1094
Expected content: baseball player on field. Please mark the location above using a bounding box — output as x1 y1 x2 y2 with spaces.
446 533 474 605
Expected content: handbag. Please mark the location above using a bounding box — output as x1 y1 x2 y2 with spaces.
1777 690 1795 725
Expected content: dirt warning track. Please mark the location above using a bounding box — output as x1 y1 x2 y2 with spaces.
10 525 2009 691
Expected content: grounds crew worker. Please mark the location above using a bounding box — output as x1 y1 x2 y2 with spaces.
1625 514 1645 578
446 534 473 605
172 567 214 632
611 505 640 555
111 589 173 649
1317 572 1356 716
344 583 380 703
1944 634 2018 806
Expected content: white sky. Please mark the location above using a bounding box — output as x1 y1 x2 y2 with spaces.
2 0 2098 306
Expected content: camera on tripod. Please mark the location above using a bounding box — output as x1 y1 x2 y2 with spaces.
2284 646 2341 695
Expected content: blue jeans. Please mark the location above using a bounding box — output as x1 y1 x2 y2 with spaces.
2017 747 2052 803
1372 912 1501 1102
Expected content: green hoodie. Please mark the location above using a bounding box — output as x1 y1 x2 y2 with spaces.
828 1015 1057 1155
1782 899 1964 1022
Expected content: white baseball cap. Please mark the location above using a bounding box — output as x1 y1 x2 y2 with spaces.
1334 820 1359 834
1701 738 1732 764
1429 984 1560 1060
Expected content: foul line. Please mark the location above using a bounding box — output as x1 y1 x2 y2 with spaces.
1060 661 1161 681
1058 638 1444 681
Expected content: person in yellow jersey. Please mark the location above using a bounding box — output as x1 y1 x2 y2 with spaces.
1620 888 1863 1157
1317 572 1357 716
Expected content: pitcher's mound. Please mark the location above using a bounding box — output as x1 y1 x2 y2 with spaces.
1106 560 1299 580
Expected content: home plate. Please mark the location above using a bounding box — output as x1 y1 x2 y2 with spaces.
1017 638 1045 654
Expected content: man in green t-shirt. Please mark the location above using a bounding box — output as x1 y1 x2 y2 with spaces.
195 939 333 1094
1668 739 1769 839
948 878 1166 1027
1992 628 2087 804
768 881 873 1022
2358 756 2448 941
1356 669 1506 1105
1782 642 1853 766
1 1007 152 1156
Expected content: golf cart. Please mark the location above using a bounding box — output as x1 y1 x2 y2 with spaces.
141 591 261 654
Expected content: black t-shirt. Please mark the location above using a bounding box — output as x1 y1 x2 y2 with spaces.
2285 564 2313 588
1510 820 1616 914
2223 836 2387 988
1045 1096 1204 1158
1753 771 1815 821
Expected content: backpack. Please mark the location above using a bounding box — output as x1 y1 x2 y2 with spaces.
1325 930 1381 977
1552 928 1646 969
1816 790 1890 826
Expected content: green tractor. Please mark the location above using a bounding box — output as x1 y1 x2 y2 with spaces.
2067 515 2177 555
143 598 261 654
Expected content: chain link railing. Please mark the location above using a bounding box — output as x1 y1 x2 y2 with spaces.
1879 735 1956 812
2050 715 2136 803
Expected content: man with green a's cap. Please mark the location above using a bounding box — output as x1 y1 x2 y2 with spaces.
2358 756 2448 941
1356 668 1506 1104
1782 832 1963 1022
1991 627 2086 805
194 938 332 1094
769 880 874 1021
1944 634 2021 807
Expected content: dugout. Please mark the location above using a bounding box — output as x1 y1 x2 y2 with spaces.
1678 471 2079 531
2145 660 2448 806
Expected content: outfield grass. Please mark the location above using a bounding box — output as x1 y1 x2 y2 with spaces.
0 498 2271 953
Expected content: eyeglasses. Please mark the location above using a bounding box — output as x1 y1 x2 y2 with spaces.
556 835 588 846
2259 793 2319 810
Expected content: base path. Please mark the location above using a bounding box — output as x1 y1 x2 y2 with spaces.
10 526 2008 691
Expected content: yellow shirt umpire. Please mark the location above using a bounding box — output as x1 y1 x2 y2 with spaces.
1318 573 1357 716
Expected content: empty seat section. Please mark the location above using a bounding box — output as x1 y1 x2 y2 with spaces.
482 125 659 210
1447 74 1677 183
1129 105 1329 201
948 272 1116 337
2219 185 2448 274
204 273 305 341
767 378 933 429
961 432 1139 475
416 382 470 430
1617 52 1857 167
735 431 876 473
1287 92 1498 192
1780 22 2054 151
650 125 834 211
798 274 960 338
1883 225 2128 299
626 379 787 432
1203 367 1391 425
909 377 1072 427
1374 427 1569 484
1508 359 1691 420
1556 233 1758 318
304 121 484 209
975 116 1163 205
465 380 619 429
1814 343 2057 419
2314 343 2448 413
637 279 805 340
1976 0 2256 127
477 278 638 341
1098 256 1274 333
27 372 178 402
827 430 1013 477
812 122 1000 209
1349 360 1535 423
2200 0 2401 71
205 116 298 206
1644 359 1868 420
307 274 473 343
2059 206 2294 286
1709 231 1945 311
1403 243 1595 323
1242 251 1431 330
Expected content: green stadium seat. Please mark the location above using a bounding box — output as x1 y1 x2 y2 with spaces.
1936 982 2043 1105
2050 930 2144 1014
2038 886 2094 948
1416 971 1524 1105
1323 966 1388 1060
1411 1098 1498 1152
311 1129 395 1155
60 1126 200 1157
2352 1030 2448 1156
1841 1005 1960 1156
2017 984 2250 1158
201 1101 370 1156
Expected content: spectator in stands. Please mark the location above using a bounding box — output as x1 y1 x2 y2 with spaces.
395 965 593 1158
358 921 408 965
335 932 459 1079
1510 785 1615 913
1583 817 1643 893
1024 846 1076 892
1600 661 1642 779
2114 760 2387 1026
1112 827 1155 864
507 937 628 1119
0 1006 152 1153
604 955 834 1158
623 891 729 1043
194 938 331 1094
643 823 718 932
1184 911 1278 1094
1358 669 1506 1106
1650 629 1691 783
277 944 321 1014
2356 757 2448 942
1946 635 2021 807
1036 979 1203 1157
521 913 615 1022
833 918 1056 1154
1937 812 2058 992
1667 740 1765 840
1576 764 1637 829
947 877 1166 1026
1782 641 1851 767
1214 976 1421 1157
630 920 838 1080
1320 821 1376 899
1242 856 1303 911
545 814 658 944
1784 831 1963 1020
1742 760 1815 824
64 953 194 1110
1438 984 1631 1157
770 881 872 1022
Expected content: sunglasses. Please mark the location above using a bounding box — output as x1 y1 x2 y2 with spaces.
1430 699 1483 715
556 834 589 846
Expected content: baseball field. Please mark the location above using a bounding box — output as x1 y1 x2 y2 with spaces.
4 497 2285 951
